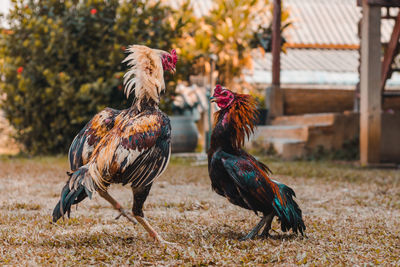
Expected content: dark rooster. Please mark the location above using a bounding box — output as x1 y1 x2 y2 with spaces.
53 45 177 243
208 85 305 240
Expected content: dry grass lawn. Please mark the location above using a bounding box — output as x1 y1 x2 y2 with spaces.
0 156 399 265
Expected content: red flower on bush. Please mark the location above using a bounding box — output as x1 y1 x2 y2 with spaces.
17 67 23 74
90 8 97 15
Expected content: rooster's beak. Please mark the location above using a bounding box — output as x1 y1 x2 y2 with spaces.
171 68 176 74
210 96 216 103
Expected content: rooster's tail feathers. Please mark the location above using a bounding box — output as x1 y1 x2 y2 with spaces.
272 182 306 236
52 167 97 223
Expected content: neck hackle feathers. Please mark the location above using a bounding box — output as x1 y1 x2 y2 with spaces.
213 85 258 149
122 45 176 111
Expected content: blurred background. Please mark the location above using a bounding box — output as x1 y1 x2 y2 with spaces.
0 0 399 166
1 2 400 265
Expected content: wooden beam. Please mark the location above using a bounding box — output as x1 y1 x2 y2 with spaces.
360 1 382 165
383 91 400 97
267 0 284 118
272 0 281 86
357 0 400 7
381 13 400 92
284 43 360 50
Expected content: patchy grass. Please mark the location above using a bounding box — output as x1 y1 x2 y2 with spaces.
0 156 399 265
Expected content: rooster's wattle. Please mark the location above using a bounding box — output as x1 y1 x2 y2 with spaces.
208 85 305 239
52 45 177 243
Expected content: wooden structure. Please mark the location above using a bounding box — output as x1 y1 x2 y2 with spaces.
266 0 284 119
358 0 400 165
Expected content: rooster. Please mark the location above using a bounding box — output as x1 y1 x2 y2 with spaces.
208 85 305 240
52 45 177 243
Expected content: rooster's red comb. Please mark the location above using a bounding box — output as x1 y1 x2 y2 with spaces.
170 49 178 64
215 84 223 93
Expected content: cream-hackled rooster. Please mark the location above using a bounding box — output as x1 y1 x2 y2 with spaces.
52 45 177 243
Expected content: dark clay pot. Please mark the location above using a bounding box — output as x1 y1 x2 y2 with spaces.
170 116 198 153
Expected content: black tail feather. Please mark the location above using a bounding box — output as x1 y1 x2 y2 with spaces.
52 168 93 223
272 183 306 236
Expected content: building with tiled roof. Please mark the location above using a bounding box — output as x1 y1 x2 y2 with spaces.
168 0 400 87
282 0 395 46
249 0 400 87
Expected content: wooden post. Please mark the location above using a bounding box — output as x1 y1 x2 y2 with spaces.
272 0 281 86
266 0 283 120
360 0 381 165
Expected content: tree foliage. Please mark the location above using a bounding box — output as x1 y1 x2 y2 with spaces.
178 0 270 88
0 0 190 154
0 0 286 155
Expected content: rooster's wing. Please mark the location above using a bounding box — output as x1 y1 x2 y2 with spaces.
88 111 171 189
211 150 277 213
68 108 120 170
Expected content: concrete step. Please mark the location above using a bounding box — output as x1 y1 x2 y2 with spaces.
306 123 336 149
246 112 360 159
271 113 336 126
252 125 309 141
246 137 306 159
274 139 306 159
247 123 336 159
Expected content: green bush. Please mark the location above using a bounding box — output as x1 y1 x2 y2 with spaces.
0 0 190 154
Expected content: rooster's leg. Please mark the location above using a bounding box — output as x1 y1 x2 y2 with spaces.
98 190 137 224
259 213 274 237
240 216 268 241
134 216 166 243
132 184 172 244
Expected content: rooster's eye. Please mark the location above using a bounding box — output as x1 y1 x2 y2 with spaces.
167 57 172 62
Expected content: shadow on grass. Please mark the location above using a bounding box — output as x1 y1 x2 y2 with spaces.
264 232 304 241
205 225 302 242
38 230 144 248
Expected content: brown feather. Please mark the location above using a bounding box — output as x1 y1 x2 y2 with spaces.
214 93 258 150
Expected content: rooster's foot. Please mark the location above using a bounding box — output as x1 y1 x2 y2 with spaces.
134 215 175 245
155 237 176 246
240 216 268 241
258 213 274 238
115 208 137 225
